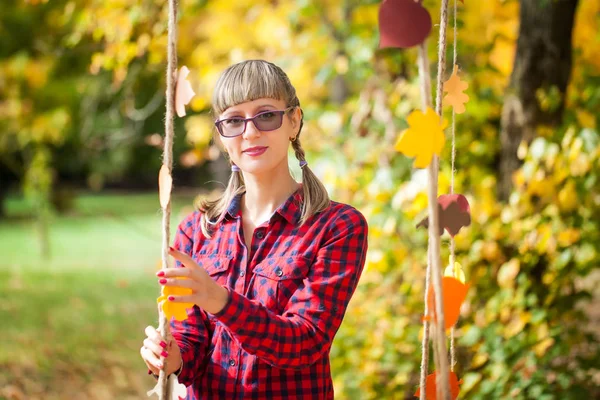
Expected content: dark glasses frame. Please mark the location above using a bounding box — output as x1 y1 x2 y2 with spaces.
214 107 295 138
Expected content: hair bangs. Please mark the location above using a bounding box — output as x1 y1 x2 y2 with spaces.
212 60 291 116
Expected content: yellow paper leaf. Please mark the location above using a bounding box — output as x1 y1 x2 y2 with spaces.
443 65 470 114
444 260 466 283
158 165 172 209
394 107 447 168
157 279 194 321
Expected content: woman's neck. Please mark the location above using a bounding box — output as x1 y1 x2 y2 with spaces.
241 166 300 226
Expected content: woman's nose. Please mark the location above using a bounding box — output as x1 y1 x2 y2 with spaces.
242 119 261 139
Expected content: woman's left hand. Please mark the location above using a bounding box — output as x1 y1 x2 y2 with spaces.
156 247 229 314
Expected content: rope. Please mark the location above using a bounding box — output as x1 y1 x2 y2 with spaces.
431 0 452 398
157 0 178 398
449 0 458 373
417 37 433 400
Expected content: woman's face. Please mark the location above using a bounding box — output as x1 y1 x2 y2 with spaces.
217 97 301 176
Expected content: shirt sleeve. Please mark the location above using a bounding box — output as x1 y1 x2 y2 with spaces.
212 206 368 370
169 212 211 386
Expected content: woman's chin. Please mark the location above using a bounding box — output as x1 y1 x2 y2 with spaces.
238 162 274 176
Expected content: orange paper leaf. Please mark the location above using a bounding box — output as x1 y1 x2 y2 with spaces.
158 165 172 209
414 371 463 399
443 65 469 114
175 66 196 118
424 276 470 330
395 107 447 168
157 279 194 321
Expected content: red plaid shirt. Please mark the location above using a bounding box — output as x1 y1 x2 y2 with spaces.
169 187 368 399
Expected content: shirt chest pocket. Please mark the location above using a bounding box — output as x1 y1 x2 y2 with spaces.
194 255 233 287
250 256 311 314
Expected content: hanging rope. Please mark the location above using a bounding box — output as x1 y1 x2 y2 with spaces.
415 0 452 398
157 0 178 398
449 0 458 373
417 36 433 400
430 0 451 396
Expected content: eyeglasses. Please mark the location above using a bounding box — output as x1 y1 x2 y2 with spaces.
214 107 295 138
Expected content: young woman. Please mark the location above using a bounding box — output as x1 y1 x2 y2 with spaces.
140 59 368 399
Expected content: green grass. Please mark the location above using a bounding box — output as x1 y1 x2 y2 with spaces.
0 191 197 399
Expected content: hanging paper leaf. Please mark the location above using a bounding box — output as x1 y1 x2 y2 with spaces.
443 65 469 114
175 66 196 118
170 374 187 400
159 165 173 209
157 278 194 321
444 260 466 284
378 0 432 49
147 373 188 399
437 194 471 235
424 276 470 330
414 371 463 399
416 194 471 236
395 107 447 168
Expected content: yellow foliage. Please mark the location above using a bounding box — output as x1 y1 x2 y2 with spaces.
185 115 214 148
557 228 581 247
504 312 531 339
497 259 520 288
557 181 578 212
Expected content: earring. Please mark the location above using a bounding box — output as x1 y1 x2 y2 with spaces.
290 136 297 142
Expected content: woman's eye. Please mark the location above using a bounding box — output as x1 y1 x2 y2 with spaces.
224 118 243 127
257 112 276 120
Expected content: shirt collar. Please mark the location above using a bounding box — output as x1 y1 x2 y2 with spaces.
225 185 304 225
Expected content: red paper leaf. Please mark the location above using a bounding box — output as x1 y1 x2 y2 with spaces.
414 371 463 399
424 276 470 330
158 165 172 209
378 0 432 49
416 194 471 237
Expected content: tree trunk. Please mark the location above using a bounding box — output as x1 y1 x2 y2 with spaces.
498 0 579 201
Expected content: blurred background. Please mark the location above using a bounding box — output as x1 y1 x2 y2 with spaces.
1 0 599 399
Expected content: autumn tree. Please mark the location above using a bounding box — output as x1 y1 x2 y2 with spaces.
498 0 580 200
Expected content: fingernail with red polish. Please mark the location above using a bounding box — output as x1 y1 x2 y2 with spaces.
161 351 168 358
160 341 167 348
148 369 152 375
168 296 175 301
159 278 167 284
156 270 165 277
169 246 175 252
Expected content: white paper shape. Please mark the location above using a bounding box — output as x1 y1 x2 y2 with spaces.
175 66 196 118
147 374 187 400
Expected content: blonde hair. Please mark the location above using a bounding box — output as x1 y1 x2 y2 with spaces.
198 60 330 237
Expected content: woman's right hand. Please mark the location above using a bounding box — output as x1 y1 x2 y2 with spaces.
140 325 183 376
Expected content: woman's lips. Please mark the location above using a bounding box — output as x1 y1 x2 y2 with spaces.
243 146 268 156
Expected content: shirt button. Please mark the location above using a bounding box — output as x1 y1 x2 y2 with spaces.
229 359 236 367
255 231 265 239
240 270 245 277
276 269 283 277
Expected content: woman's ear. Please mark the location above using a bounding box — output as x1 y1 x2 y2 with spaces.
291 107 303 133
